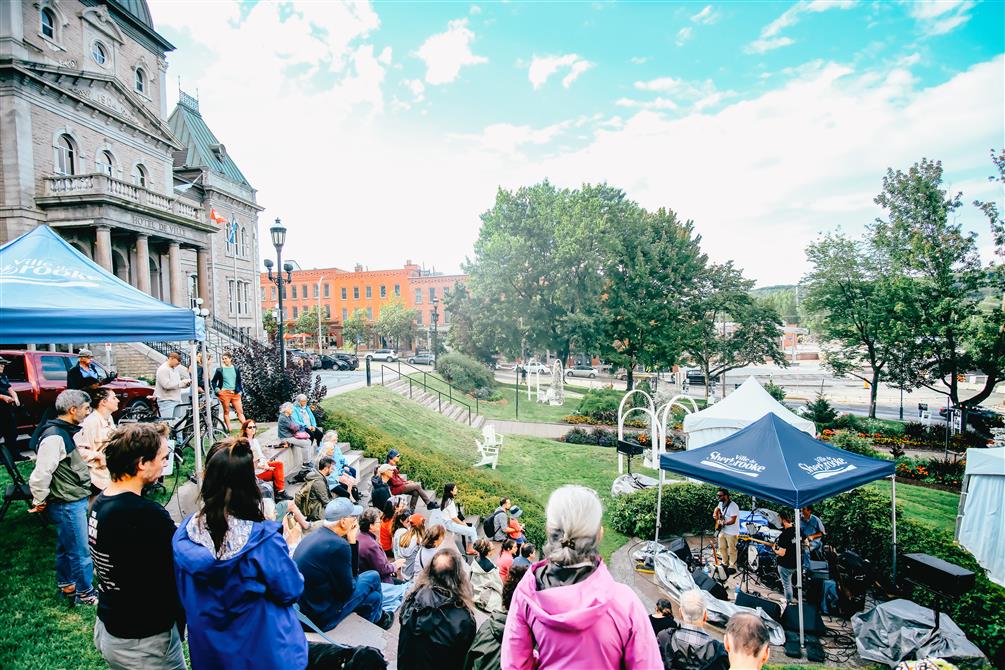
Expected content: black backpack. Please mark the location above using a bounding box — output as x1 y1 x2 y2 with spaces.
482 510 503 539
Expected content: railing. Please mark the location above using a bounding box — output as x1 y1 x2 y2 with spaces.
377 360 475 425
43 174 205 223
144 340 190 366
209 315 255 349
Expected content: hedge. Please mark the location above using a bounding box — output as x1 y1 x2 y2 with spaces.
610 484 1004 665
322 410 545 547
435 352 496 395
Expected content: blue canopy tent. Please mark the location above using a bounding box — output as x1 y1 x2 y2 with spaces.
0 226 209 477
659 412 897 652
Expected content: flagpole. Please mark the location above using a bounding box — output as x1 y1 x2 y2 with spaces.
231 216 239 333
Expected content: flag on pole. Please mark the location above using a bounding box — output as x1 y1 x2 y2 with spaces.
209 209 227 225
227 217 238 244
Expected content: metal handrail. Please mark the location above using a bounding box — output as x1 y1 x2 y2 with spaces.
392 359 481 415
379 362 474 425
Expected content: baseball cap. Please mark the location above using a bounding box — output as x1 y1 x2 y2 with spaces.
377 464 395 475
324 498 362 522
0 357 10 365
77 349 93 357
387 449 400 460
407 513 425 526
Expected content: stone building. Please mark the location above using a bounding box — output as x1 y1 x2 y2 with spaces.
0 0 261 345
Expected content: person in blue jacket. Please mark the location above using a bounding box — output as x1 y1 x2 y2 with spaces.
173 438 308 670
292 394 324 446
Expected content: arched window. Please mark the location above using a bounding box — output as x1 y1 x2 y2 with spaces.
135 68 145 94
92 41 107 66
132 164 147 188
240 226 248 257
40 8 55 39
53 134 76 175
96 150 114 177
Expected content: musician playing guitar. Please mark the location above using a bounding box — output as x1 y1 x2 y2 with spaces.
712 488 740 571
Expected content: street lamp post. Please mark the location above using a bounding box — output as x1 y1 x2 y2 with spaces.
431 298 440 365
316 275 325 352
263 218 293 368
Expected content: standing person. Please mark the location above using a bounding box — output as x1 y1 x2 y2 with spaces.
154 352 190 420
0 356 21 456
439 482 478 556
211 352 246 429
723 613 770 670
773 510 799 605
240 420 291 502
292 394 324 446
649 599 678 637
67 349 114 392
357 509 409 613
89 423 186 670
464 563 530 670
75 388 118 494
502 485 661 670
470 539 504 613
712 488 740 571
657 589 727 670
194 352 212 394
398 549 478 670
385 450 435 509
173 438 308 670
28 390 96 605
497 539 517 583
294 498 392 631
278 402 314 465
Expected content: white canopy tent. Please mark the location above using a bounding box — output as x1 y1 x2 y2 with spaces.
956 447 1005 587
682 376 816 450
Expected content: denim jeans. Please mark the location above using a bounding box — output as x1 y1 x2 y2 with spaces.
380 580 410 613
49 497 94 598
323 570 383 630
777 565 796 603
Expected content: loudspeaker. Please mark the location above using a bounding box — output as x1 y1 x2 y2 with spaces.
808 560 830 580
902 553 975 597
692 568 729 601
735 590 782 622
663 536 692 566
781 603 825 635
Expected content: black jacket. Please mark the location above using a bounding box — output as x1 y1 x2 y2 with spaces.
398 586 477 670
657 627 729 670
66 363 113 392
370 476 391 512
211 365 244 394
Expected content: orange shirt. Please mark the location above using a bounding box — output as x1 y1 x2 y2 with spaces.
380 518 394 551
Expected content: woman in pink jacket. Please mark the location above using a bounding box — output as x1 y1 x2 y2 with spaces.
501 485 662 670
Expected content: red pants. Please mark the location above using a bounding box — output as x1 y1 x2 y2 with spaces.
256 461 285 491
218 390 245 426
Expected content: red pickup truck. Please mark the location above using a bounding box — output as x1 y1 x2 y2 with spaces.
1 350 155 445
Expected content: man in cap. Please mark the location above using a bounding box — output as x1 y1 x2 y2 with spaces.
294 498 391 631
67 349 115 393
0 356 20 456
385 449 435 509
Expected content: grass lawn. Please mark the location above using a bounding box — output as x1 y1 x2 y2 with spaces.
400 372 576 424
868 479 960 534
326 386 664 560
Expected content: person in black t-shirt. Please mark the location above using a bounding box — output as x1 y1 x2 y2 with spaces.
649 598 678 636
773 509 799 605
88 423 186 670
0 357 20 457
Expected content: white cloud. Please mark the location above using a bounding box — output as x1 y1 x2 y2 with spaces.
747 0 856 53
615 97 678 111
907 0 975 36
452 120 577 156
691 5 720 24
629 56 649 65
528 54 594 89
676 27 693 46
632 76 736 110
469 4 482 14
415 18 487 85
403 78 425 103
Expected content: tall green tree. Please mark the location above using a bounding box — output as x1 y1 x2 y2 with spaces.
342 308 371 354
294 305 322 338
262 311 277 342
802 233 907 418
871 157 1005 411
375 300 418 351
683 263 787 400
598 207 708 390
444 283 499 363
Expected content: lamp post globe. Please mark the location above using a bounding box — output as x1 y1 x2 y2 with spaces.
268 218 289 368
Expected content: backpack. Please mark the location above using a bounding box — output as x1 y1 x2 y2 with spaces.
295 477 324 522
482 510 503 539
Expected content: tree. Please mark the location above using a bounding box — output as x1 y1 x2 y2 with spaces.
341 309 371 354
262 310 277 342
293 306 323 346
871 157 1005 414
444 283 498 363
597 207 708 390
683 262 787 400
802 233 907 418
374 300 418 351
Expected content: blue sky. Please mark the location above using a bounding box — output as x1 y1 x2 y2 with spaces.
150 1 1004 285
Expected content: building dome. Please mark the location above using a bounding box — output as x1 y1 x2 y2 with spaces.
107 0 155 31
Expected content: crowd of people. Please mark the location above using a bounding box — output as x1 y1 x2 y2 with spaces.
18 384 780 670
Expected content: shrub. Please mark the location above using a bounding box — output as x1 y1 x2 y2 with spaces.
895 455 965 488
562 427 592 445
803 393 838 426
322 410 546 547
593 427 618 448
827 430 886 459
472 386 502 401
763 380 786 401
609 483 765 539
577 388 631 424
232 341 327 422
436 352 496 394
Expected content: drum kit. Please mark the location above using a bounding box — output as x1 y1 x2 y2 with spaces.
736 508 783 588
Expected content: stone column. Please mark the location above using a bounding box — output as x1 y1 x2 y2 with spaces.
196 246 210 311
95 226 113 272
134 234 151 294
168 242 183 306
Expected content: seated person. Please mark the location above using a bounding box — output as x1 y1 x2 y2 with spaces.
357 509 409 613
416 524 448 574
469 539 503 613
370 465 394 512
292 394 324 446
489 497 525 542
293 498 393 631
724 613 770 670
278 402 314 464
241 420 291 502
505 517 526 545
650 598 678 637
395 514 425 581
497 539 517 583
438 482 478 556
511 543 535 569
318 430 358 478
385 449 434 509
657 589 728 670
295 457 336 522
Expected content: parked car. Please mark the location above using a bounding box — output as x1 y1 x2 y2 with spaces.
332 353 359 371
407 352 436 365
566 364 598 379
365 349 397 362
0 350 154 446
522 362 551 375
319 354 338 370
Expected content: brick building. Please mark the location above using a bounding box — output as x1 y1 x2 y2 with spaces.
260 262 466 350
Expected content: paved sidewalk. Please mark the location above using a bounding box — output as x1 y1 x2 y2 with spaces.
490 419 569 438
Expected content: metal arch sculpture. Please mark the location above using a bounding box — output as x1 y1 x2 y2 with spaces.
617 389 654 475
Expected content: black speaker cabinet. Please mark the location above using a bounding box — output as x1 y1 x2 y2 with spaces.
781 602 825 635
902 553 975 597
735 589 782 622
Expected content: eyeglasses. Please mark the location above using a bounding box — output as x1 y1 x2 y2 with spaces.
247 425 257 430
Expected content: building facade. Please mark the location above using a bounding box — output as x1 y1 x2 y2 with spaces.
0 0 260 339
259 261 466 349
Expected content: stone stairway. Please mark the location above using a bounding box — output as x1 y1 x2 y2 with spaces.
383 378 486 429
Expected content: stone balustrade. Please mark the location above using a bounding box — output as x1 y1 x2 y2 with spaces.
44 173 204 224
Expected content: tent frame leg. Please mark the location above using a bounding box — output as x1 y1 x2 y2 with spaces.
795 508 805 652
190 342 204 484
891 474 898 582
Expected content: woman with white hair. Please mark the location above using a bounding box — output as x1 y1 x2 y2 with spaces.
291 393 324 446
501 485 661 670
277 402 313 465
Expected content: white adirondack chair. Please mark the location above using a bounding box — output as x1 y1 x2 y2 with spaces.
474 424 503 469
